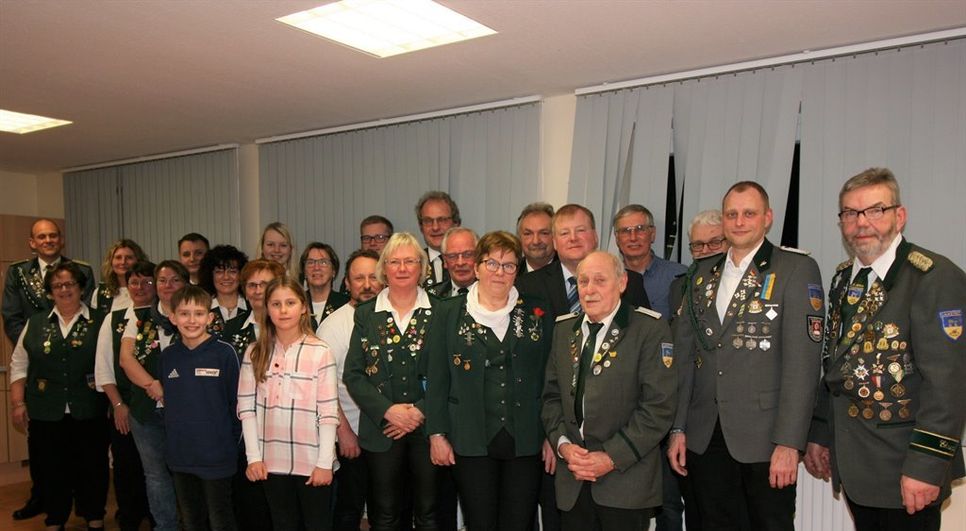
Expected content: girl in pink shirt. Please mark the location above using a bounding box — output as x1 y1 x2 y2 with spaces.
237 277 339 531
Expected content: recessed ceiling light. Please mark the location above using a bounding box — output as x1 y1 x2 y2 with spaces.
277 0 497 58
0 109 72 134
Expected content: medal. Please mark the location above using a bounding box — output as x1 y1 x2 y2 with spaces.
761 324 771 334
759 339 771 351
747 324 757 334
592 365 602 376
745 338 757 350
464 361 471 371
879 408 892 421
862 406 874 420
848 403 859 417
863 341 874 354
883 323 899 338
873 389 884 401
876 337 889 351
898 399 911 419
890 382 905 398
454 356 461 365
603 360 611 368
843 378 854 390
858 385 870 398
736 324 744 334
748 300 764 314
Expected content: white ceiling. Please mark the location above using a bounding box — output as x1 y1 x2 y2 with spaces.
2 0 965 173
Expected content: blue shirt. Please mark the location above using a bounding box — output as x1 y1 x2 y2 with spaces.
642 255 688 318
161 335 240 480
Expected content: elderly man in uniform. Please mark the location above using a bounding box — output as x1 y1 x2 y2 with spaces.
542 250 676 531
517 202 556 273
805 168 965 531
2 218 95 521
416 191 461 293
668 181 824 530
435 227 478 298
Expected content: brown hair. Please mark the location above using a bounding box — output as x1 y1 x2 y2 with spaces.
239 259 287 287
552 203 596 233
170 285 212 312
839 167 901 209
475 231 523 266
248 277 315 383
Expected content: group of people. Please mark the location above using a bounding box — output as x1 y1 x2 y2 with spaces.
2 168 962 531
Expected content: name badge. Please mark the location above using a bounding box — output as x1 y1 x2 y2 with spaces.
195 368 221 377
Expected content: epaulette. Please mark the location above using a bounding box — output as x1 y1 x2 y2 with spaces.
11 258 30 266
779 245 810 256
907 251 934 273
555 311 579 323
835 259 852 272
635 307 662 320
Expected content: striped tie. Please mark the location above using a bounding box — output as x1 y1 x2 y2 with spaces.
567 276 580 314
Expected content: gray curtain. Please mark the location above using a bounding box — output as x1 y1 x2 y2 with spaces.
63 149 240 274
568 86 674 253
259 103 540 262
799 39 966 276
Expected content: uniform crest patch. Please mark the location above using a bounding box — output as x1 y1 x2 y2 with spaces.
661 343 674 368
807 316 823 343
808 284 823 311
939 309 962 341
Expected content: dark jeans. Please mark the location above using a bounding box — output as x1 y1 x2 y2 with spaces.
30 415 110 527
453 452 542 531
233 452 273 531
263 473 333 531
846 496 941 531
365 432 439 531
110 422 152 531
333 446 367 531
562 483 653 531
173 472 238 531
687 423 794 531
656 440 684 531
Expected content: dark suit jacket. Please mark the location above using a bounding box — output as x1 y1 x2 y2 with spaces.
307 289 350 331
542 302 676 511
674 239 824 462
809 239 965 508
426 294 553 457
516 260 651 321
3 256 95 343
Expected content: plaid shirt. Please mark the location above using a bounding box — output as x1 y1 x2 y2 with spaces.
238 336 339 476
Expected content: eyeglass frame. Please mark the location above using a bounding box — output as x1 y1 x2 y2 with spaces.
837 204 900 224
688 237 727 253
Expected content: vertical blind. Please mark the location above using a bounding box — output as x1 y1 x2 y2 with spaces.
64 149 240 271
259 103 540 263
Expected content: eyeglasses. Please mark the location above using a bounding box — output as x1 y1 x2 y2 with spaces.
156 277 185 287
838 205 900 224
482 259 518 274
213 266 239 276
386 258 421 269
442 250 476 262
305 259 332 269
245 281 269 291
50 281 78 291
360 234 390 244
128 279 155 289
419 216 453 227
615 224 653 238
689 238 726 253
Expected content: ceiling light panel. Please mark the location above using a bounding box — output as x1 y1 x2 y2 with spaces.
277 0 497 58
0 109 72 134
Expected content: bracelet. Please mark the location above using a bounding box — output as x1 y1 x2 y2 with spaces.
669 428 685 435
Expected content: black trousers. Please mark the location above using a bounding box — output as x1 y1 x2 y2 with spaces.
687 423 794 531
452 452 542 531
538 470 561 531
333 445 367 531
233 451 273 531
263 473 333 531
173 472 238 531
562 483 654 531
656 439 684 531
110 422 152 531
30 415 110 527
365 433 438 531
846 496 941 531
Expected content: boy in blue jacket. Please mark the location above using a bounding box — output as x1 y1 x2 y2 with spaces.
162 285 240 531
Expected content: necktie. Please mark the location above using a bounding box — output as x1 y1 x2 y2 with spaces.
575 322 604 426
840 267 872 338
567 276 580 314
457 287 469 295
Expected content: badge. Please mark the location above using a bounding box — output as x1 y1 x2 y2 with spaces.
843 378 854 390
890 382 905 398
863 341 874 354
736 324 744 334
939 309 962 341
766 308 778 321
759 339 771 351
761 324 771 335
879 407 892 422
592 365 602 376
862 406 874 420
873 389 884 401
882 323 899 339
807 316 823 343
808 283 823 311
733 337 744 349
454 356 462 366
696 276 704 286
37 379 47 392
706 328 713 337
464 361 472 371
848 403 859 417
661 343 674 368
858 385 870 398
695 356 703 369
603 360 611 368
748 300 764 314
593 352 603 364
747 324 757 334
899 341 907 350
745 338 757 350
760 273 776 301
898 399 911 419
876 337 889 351
890 340 899 351
846 284 864 305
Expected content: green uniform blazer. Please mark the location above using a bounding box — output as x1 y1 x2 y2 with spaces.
425 294 553 457
23 307 107 421
343 293 440 452
542 302 677 511
810 239 966 508
2 257 95 343
674 239 824 462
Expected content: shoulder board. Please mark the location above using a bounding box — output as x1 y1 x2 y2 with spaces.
11 258 30 266
635 307 662 320
907 251 934 273
835 259 852 272
779 245 811 256
555 312 579 323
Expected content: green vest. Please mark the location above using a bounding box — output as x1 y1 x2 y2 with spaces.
482 330 513 442
23 308 107 421
109 307 152 404
126 311 166 422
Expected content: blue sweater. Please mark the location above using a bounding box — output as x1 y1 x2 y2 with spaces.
161 335 240 480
